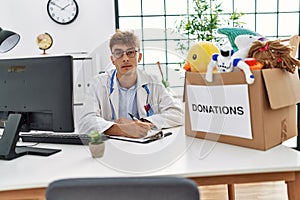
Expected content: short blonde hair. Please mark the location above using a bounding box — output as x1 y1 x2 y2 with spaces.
109 30 140 52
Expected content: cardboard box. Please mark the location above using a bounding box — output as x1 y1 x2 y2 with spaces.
184 69 300 150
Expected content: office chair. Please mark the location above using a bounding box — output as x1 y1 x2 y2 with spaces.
46 176 200 200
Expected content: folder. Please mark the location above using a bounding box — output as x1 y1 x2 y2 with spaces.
107 130 172 144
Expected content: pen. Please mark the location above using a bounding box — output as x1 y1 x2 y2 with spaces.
128 113 138 121
163 132 172 137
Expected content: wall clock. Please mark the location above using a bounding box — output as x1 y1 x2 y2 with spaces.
47 0 79 25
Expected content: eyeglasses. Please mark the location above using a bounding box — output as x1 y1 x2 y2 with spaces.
112 48 139 59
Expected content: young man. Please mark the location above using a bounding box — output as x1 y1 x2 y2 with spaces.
78 30 183 138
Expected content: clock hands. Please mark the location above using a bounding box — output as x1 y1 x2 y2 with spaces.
62 4 70 10
50 1 63 9
50 2 71 11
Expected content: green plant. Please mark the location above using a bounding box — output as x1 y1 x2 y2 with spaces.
176 0 244 52
88 130 107 144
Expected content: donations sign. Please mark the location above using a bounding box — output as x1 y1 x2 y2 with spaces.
186 84 252 139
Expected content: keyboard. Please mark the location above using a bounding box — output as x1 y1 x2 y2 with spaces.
20 133 90 145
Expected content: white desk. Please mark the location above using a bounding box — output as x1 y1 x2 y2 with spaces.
1 126 300 200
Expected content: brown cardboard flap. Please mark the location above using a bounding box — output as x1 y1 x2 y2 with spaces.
262 68 300 109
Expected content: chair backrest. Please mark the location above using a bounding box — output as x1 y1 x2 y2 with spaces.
46 176 200 200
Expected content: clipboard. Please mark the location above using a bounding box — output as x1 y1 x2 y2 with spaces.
107 131 172 144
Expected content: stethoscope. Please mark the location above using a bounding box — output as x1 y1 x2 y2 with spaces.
109 69 154 120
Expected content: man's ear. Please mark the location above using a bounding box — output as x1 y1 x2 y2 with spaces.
110 56 115 65
138 52 142 62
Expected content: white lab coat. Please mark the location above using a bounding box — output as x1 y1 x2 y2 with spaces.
77 68 184 134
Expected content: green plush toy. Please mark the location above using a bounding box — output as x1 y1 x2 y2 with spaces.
218 27 262 52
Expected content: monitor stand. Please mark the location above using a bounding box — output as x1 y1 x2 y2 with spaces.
0 113 61 160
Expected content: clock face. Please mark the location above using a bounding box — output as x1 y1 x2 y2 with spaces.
47 0 79 25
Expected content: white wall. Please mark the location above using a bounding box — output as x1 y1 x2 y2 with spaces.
0 0 115 58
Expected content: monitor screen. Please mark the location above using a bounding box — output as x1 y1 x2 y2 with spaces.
0 55 74 132
0 55 74 160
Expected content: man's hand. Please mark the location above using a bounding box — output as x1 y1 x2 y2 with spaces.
105 118 154 138
117 121 151 138
116 117 154 138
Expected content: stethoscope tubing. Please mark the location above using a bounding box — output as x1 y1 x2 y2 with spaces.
109 69 151 120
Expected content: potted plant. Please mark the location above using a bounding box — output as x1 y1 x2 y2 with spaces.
88 130 107 158
175 0 244 53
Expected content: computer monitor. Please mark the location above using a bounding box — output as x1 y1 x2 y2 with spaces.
0 55 74 160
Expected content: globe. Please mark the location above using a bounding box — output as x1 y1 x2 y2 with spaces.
36 33 53 54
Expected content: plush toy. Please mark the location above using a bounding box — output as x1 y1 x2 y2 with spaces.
217 27 262 52
206 43 235 72
247 39 300 74
234 34 265 59
183 41 220 72
205 34 262 84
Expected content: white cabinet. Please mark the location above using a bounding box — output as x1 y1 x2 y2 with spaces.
73 56 94 105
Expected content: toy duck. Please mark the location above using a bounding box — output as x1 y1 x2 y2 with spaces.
183 41 220 72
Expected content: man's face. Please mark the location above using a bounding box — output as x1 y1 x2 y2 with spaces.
110 44 142 79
